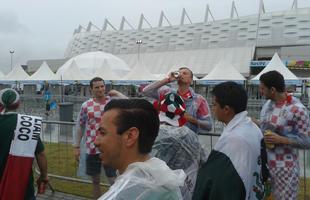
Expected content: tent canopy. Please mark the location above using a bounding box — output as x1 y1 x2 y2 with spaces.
57 51 130 78
251 53 300 84
198 60 245 84
94 60 122 81
122 61 158 83
27 61 57 81
56 60 89 81
119 46 255 76
3 64 30 81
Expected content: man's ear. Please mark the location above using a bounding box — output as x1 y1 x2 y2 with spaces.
123 127 139 148
223 105 234 115
270 87 276 94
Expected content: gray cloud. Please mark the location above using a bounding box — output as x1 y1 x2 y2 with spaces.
0 11 28 35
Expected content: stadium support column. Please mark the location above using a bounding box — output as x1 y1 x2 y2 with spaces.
255 0 265 47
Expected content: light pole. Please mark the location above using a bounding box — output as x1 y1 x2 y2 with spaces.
136 40 143 61
9 50 14 71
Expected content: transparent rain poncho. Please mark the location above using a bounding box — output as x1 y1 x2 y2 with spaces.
98 157 186 200
150 124 208 200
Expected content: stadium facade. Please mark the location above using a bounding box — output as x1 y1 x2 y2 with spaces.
28 1 310 78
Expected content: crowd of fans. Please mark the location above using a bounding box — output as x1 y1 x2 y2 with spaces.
0 68 309 200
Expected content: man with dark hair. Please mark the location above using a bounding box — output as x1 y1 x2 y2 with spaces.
73 77 127 199
151 92 208 199
193 81 263 200
142 67 212 133
95 99 186 200
0 88 48 200
258 70 310 199
260 70 285 93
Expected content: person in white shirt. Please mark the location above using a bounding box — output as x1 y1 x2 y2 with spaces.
193 81 263 200
95 98 186 200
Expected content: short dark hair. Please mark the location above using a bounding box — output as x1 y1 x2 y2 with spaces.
259 70 285 92
104 99 159 154
90 77 104 88
179 67 193 78
212 81 247 114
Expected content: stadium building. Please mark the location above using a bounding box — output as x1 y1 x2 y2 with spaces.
27 0 310 79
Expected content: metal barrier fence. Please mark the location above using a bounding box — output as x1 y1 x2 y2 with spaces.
38 120 110 198
40 120 309 199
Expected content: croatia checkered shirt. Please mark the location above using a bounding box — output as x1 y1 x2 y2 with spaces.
78 97 110 155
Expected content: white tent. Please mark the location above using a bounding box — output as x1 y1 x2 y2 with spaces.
94 60 122 81
57 51 130 78
3 64 30 81
198 61 245 84
119 46 255 76
251 53 300 84
56 60 88 81
28 61 57 81
123 61 158 82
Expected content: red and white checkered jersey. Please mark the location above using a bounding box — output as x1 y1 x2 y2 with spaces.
78 97 111 154
260 96 310 168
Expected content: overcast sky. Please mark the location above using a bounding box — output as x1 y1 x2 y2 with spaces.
0 0 309 74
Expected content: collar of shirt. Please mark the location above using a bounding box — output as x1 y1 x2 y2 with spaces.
223 111 249 133
177 89 193 100
92 96 110 104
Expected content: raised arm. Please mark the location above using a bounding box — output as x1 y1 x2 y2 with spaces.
141 78 169 98
108 90 128 99
142 72 178 98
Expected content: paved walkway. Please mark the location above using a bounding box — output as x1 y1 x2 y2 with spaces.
37 190 91 200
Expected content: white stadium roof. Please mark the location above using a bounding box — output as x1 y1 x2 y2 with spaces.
63 5 310 76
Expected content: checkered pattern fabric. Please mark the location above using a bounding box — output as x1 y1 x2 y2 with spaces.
78 97 110 154
260 95 310 197
269 167 299 200
154 92 187 127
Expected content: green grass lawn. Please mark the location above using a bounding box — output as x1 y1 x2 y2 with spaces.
35 142 109 198
39 142 310 199
298 179 310 200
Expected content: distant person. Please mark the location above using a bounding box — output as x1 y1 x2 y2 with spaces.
142 67 212 133
258 71 310 199
0 88 48 200
43 84 52 115
95 99 186 200
193 82 263 200
151 92 208 199
73 77 127 199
